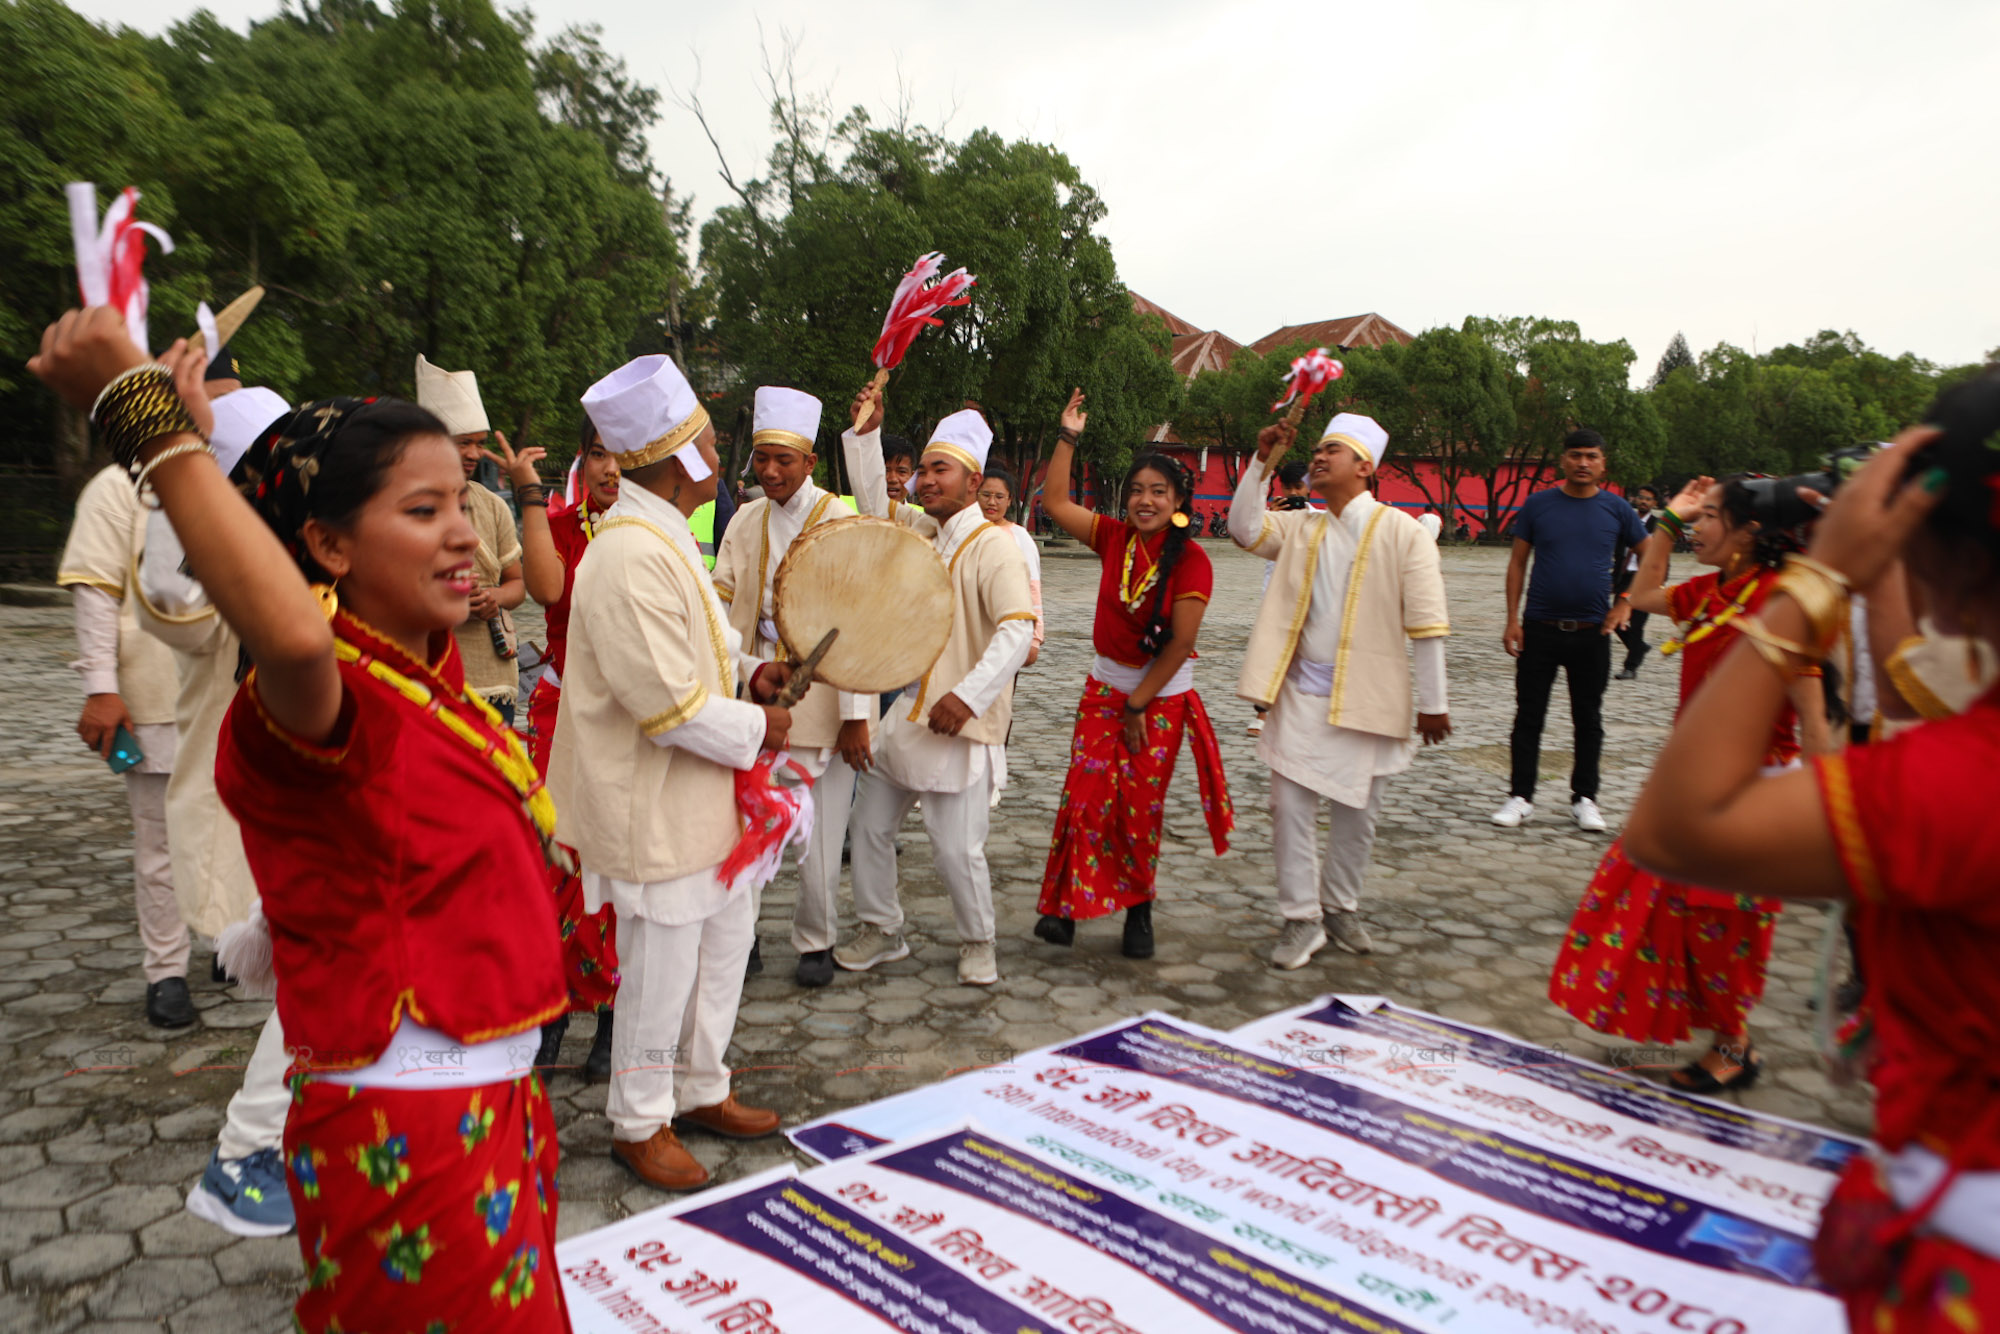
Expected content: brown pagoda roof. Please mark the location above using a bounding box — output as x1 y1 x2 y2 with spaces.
1247 313 1414 355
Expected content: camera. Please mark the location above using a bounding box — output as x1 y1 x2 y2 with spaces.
1736 443 1881 530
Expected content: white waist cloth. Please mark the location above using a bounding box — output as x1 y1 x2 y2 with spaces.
1091 654 1194 699
873 693 995 795
1889 1144 2000 1261
314 1019 528 1089
1258 669 1414 809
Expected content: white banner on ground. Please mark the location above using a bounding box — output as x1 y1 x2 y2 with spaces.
1229 995 1866 1231
787 1012 1842 1334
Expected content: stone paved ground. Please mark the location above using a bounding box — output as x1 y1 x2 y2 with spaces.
0 542 1870 1329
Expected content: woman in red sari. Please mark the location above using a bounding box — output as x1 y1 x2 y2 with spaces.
31 309 572 1332
492 423 621 1082
1034 389 1233 958
1621 370 2000 1332
1551 473 1833 1092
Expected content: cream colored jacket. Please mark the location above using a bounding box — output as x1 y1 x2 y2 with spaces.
133 511 258 937
56 467 177 723
1233 470 1450 738
548 489 766 884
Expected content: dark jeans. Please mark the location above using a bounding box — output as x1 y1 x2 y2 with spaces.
1615 608 1651 673
1509 621 1611 803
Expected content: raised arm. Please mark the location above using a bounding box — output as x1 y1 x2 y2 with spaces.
1628 476 1710 618
1229 421 1294 559
491 434 564 607
1040 388 1097 544
842 382 889 518
30 309 339 742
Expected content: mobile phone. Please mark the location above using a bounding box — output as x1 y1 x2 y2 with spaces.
106 724 144 774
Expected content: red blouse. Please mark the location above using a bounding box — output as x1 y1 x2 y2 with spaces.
1816 686 2000 1167
216 612 567 1071
542 500 592 674
1667 567 1804 766
1087 515 1214 668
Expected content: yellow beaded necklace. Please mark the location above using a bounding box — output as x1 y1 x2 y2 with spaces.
1119 531 1163 611
331 631 572 873
1659 569 1766 658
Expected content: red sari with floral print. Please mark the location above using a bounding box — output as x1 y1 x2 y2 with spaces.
1038 517 1233 921
1549 567 1800 1042
1815 687 2000 1333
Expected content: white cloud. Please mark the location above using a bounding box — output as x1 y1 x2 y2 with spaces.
70 0 2000 372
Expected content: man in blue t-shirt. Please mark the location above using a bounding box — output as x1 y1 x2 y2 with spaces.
1491 429 1649 833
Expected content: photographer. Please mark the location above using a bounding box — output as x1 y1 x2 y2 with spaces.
1618 371 2000 1330
1549 472 1833 1095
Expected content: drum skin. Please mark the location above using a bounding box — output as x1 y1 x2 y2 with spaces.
773 516 953 693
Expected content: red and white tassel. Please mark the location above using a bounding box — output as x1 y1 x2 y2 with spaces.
1272 346 1345 413
720 751 817 892
871 252 977 371
65 183 174 354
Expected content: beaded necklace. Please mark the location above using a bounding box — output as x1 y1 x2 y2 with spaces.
1659 568 1767 658
1119 531 1163 611
331 632 573 873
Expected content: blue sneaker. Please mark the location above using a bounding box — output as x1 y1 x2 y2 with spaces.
186 1147 295 1237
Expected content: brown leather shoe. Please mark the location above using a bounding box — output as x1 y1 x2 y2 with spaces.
675 1094 781 1140
611 1128 709 1191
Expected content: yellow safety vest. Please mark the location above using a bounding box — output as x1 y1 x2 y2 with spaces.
690 501 717 571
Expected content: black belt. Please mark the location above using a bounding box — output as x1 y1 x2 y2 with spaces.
1530 618 1598 632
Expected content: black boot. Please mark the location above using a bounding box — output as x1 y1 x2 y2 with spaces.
1034 915 1075 947
1122 902 1155 959
146 977 197 1028
533 1012 569 1071
584 1009 614 1083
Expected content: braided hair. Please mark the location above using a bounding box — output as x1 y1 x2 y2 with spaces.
231 397 452 584
1127 452 1197 656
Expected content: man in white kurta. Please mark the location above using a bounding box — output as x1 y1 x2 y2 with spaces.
1230 413 1452 971
837 393 1035 986
58 464 190 1026
134 383 298 1237
711 387 873 988
548 355 788 1192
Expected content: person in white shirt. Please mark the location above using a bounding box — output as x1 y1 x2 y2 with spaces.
1229 412 1452 970
837 384 1036 985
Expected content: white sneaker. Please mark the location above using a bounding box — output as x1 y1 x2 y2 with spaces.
1490 796 1534 828
1246 716 1264 737
1271 919 1328 971
833 923 910 972
1572 798 1608 833
958 941 999 986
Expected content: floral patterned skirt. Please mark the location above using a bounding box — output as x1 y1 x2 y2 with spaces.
1037 679 1232 922
1548 838 1777 1043
283 1073 568 1333
1846 1236 2000 1334
529 676 618 1013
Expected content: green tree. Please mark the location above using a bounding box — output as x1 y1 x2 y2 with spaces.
1648 331 1694 389
692 66 1179 504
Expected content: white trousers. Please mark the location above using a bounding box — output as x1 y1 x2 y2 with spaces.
790 751 858 955
849 771 996 943
1271 770 1388 921
607 889 754 1142
124 772 189 982
217 1009 289 1161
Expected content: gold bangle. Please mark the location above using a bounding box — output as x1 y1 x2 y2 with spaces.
1743 631 1804 681
132 440 213 498
1772 565 1849 654
1736 614 1821 663
93 366 203 469
1786 554 1853 593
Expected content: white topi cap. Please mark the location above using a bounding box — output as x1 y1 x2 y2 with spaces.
752 387 823 455
580 355 712 479
414 354 489 437
922 408 993 474
208 386 291 479
1319 412 1389 469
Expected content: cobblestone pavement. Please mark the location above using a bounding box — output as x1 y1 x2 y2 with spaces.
0 542 1869 1329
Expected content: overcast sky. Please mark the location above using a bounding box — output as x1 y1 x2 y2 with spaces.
74 0 2000 375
